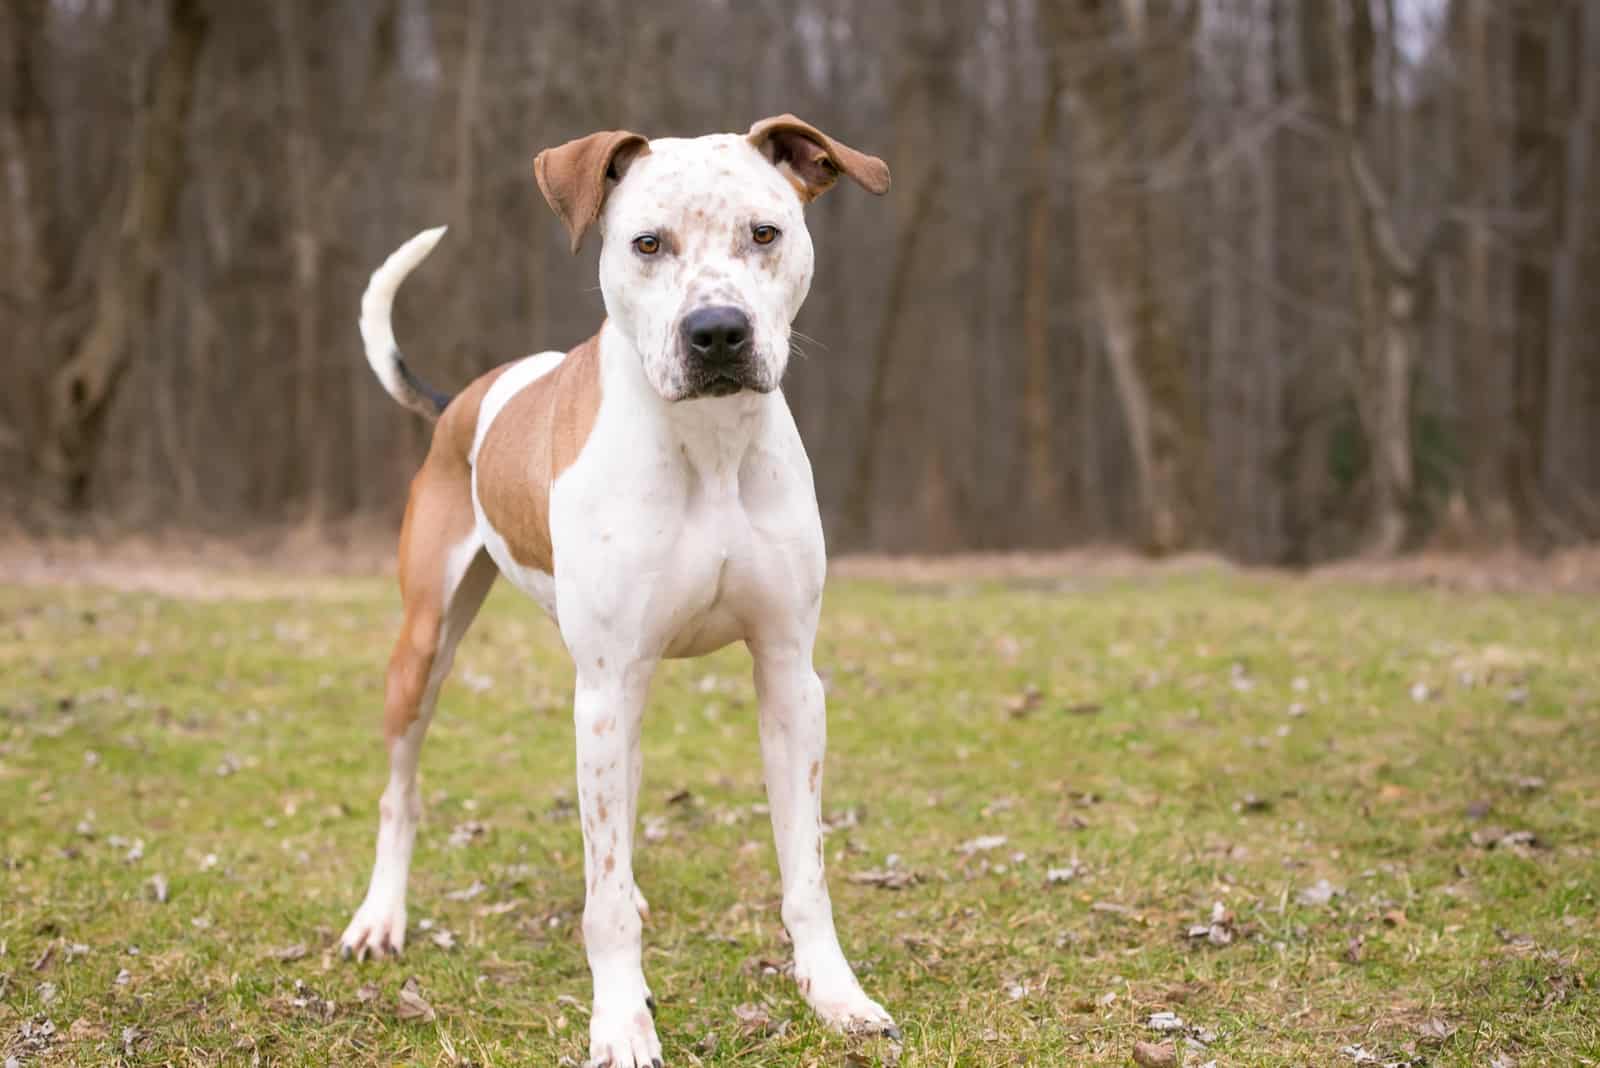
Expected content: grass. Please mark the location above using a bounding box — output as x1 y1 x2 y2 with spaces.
1 568 1597 1066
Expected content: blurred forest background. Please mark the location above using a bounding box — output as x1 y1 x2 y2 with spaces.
3 0 1598 563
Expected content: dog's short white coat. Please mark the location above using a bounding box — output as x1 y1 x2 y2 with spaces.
346 130 891 1068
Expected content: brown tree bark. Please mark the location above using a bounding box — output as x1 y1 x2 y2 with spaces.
1327 0 1417 556
843 163 945 544
1544 0 1600 531
1457 0 1514 540
0 0 57 494
1018 0 1068 529
1062 0 1205 555
41 0 209 510
1505 8 1562 543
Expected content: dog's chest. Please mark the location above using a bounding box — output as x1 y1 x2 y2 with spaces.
481 392 821 658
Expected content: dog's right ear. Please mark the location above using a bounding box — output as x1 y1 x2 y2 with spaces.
535 130 650 254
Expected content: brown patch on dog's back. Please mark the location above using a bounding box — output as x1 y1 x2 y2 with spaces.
474 332 604 574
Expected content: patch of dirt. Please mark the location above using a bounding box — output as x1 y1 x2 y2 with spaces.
0 520 397 600
3 524 1597 596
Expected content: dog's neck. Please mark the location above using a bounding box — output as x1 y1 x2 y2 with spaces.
599 319 774 489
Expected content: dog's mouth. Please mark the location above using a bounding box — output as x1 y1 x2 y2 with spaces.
677 358 774 401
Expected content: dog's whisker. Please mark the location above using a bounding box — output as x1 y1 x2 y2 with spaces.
790 328 829 352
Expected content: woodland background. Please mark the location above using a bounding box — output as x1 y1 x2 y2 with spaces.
3 0 1598 563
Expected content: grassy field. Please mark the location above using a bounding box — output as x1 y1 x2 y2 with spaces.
1 568 1597 1066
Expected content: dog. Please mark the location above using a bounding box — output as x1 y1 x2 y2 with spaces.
344 116 892 1066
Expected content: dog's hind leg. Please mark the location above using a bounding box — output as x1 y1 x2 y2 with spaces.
341 451 497 960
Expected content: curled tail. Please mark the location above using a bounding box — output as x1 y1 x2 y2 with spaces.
358 226 453 420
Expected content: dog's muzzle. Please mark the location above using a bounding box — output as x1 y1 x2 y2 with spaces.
679 305 764 398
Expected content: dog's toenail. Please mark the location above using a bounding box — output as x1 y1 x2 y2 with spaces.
646 994 657 1016
885 1025 902 1042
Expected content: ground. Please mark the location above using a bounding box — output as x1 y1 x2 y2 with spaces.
1 563 1596 1066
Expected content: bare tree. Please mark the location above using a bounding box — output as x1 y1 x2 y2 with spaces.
40 0 209 509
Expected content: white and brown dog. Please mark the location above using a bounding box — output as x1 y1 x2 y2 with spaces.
344 116 892 1066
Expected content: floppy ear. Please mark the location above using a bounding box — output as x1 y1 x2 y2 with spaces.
534 130 650 253
746 114 891 203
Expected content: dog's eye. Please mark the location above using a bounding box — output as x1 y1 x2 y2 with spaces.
632 234 661 256
752 224 780 246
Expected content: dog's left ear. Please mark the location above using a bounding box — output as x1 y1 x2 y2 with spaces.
747 115 890 203
535 130 650 254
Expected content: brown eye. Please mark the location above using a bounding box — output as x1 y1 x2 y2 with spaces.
632 233 660 256
752 224 780 246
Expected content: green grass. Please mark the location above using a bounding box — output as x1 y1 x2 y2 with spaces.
2 570 1597 1066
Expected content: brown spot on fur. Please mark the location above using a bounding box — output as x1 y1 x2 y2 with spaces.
604 853 615 874
598 796 609 821
476 333 604 574
592 716 613 736
808 760 820 794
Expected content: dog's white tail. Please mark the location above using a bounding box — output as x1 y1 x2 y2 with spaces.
359 226 452 420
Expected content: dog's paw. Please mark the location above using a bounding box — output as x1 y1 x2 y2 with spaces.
587 994 662 1068
338 899 407 961
795 955 897 1038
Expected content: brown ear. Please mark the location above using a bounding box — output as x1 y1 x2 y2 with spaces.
746 114 890 203
534 130 650 253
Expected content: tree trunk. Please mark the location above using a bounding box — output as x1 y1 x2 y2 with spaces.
1544 0 1600 531
843 163 945 545
0 0 56 504
1506 7 1562 543
1018 0 1067 530
42 0 208 510
1062 0 1203 555
1457 0 1514 540
1327 0 1415 555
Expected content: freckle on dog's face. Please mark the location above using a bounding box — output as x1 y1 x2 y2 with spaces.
599 135 814 403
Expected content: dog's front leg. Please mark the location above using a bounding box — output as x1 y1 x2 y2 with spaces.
752 642 896 1036
574 666 661 1068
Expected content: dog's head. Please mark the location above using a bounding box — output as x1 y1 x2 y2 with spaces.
535 117 889 402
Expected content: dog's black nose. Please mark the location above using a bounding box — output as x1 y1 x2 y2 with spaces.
681 306 750 366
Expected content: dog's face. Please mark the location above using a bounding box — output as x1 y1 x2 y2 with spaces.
536 117 889 402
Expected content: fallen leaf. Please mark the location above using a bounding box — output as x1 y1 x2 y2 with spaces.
1132 1039 1178 1067
1297 879 1342 907
396 976 436 1022
847 869 921 890
1045 862 1083 885
475 899 522 917
1003 685 1043 718
145 874 169 904
429 929 457 950
1146 1011 1185 1032
1415 1017 1457 1042
268 943 307 962
956 834 1007 856
1234 794 1271 814
732 1001 787 1037
444 881 486 902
